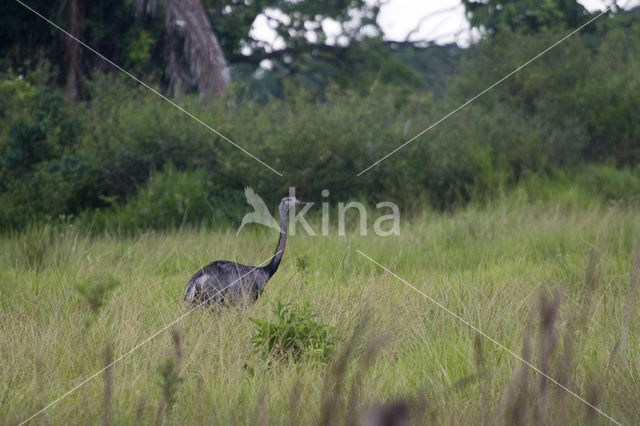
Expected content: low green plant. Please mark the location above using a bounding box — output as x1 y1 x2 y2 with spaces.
578 164 640 202
76 274 120 326
250 301 336 362
82 167 244 233
295 255 309 273
157 358 183 413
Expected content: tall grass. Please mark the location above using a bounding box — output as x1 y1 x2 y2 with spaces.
0 196 639 424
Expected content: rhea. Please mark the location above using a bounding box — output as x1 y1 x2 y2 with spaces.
184 196 305 306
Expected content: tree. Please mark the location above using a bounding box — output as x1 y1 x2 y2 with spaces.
140 0 230 98
461 0 594 36
61 0 83 100
60 0 230 99
2 0 384 97
1 0 446 97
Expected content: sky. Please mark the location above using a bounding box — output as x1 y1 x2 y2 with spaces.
378 0 626 46
251 0 634 51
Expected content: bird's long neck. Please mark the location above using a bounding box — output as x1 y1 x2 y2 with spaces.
265 206 288 277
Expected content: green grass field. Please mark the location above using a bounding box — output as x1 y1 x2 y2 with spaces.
1 192 639 425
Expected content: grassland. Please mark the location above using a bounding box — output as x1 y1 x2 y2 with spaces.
1 190 639 425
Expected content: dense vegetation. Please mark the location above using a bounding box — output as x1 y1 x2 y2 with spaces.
2 2 640 424
0 4 638 231
2 192 639 424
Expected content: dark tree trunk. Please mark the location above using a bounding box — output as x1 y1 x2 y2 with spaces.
62 0 83 101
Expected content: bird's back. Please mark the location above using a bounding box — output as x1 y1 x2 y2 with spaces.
184 260 269 306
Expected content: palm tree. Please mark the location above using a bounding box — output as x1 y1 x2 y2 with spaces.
61 0 82 100
158 0 230 98
61 0 229 100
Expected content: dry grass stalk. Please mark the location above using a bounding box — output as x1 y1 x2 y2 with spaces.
102 344 113 426
608 239 640 367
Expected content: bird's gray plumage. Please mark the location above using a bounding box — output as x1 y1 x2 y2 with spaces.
184 196 305 306
183 261 270 305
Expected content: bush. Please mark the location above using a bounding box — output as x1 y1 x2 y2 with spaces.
157 358 183 411
83 167 243 232
76 273 120 327
78 74 215 198
1 11 640 231
0 76 36 140
250 301 337 362
76 274 120 314
577 164 640 202
0 86 90 228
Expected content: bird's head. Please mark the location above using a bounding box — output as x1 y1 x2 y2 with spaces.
280 196 307 209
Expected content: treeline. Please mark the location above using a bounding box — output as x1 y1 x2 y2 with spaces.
1 8 639 231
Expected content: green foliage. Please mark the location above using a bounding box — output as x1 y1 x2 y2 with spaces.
1 9 640 231
295 255 309 273
0 77 36 138
76 274 120 315
462 0 591 36
577 164 640 202
86 167 241 232
127 30 156 72
78 74 215 197
450 13 640 168
0 86 91 228
250 301 337 362
1 1 162 85
157 358 183 411
3 89 78 169
1 0 387 94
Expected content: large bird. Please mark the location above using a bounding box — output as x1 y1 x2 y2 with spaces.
184 196 305 306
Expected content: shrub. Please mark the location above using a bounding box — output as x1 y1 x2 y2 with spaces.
250 301 337 362
157 358 183 412
577 164 640 202
2 12 640 231
0 76 37 139
76 274 120 316
0 86 89 228
78 74 215 198
84 167 243 232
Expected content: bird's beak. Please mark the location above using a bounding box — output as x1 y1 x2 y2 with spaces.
295 200 308 205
